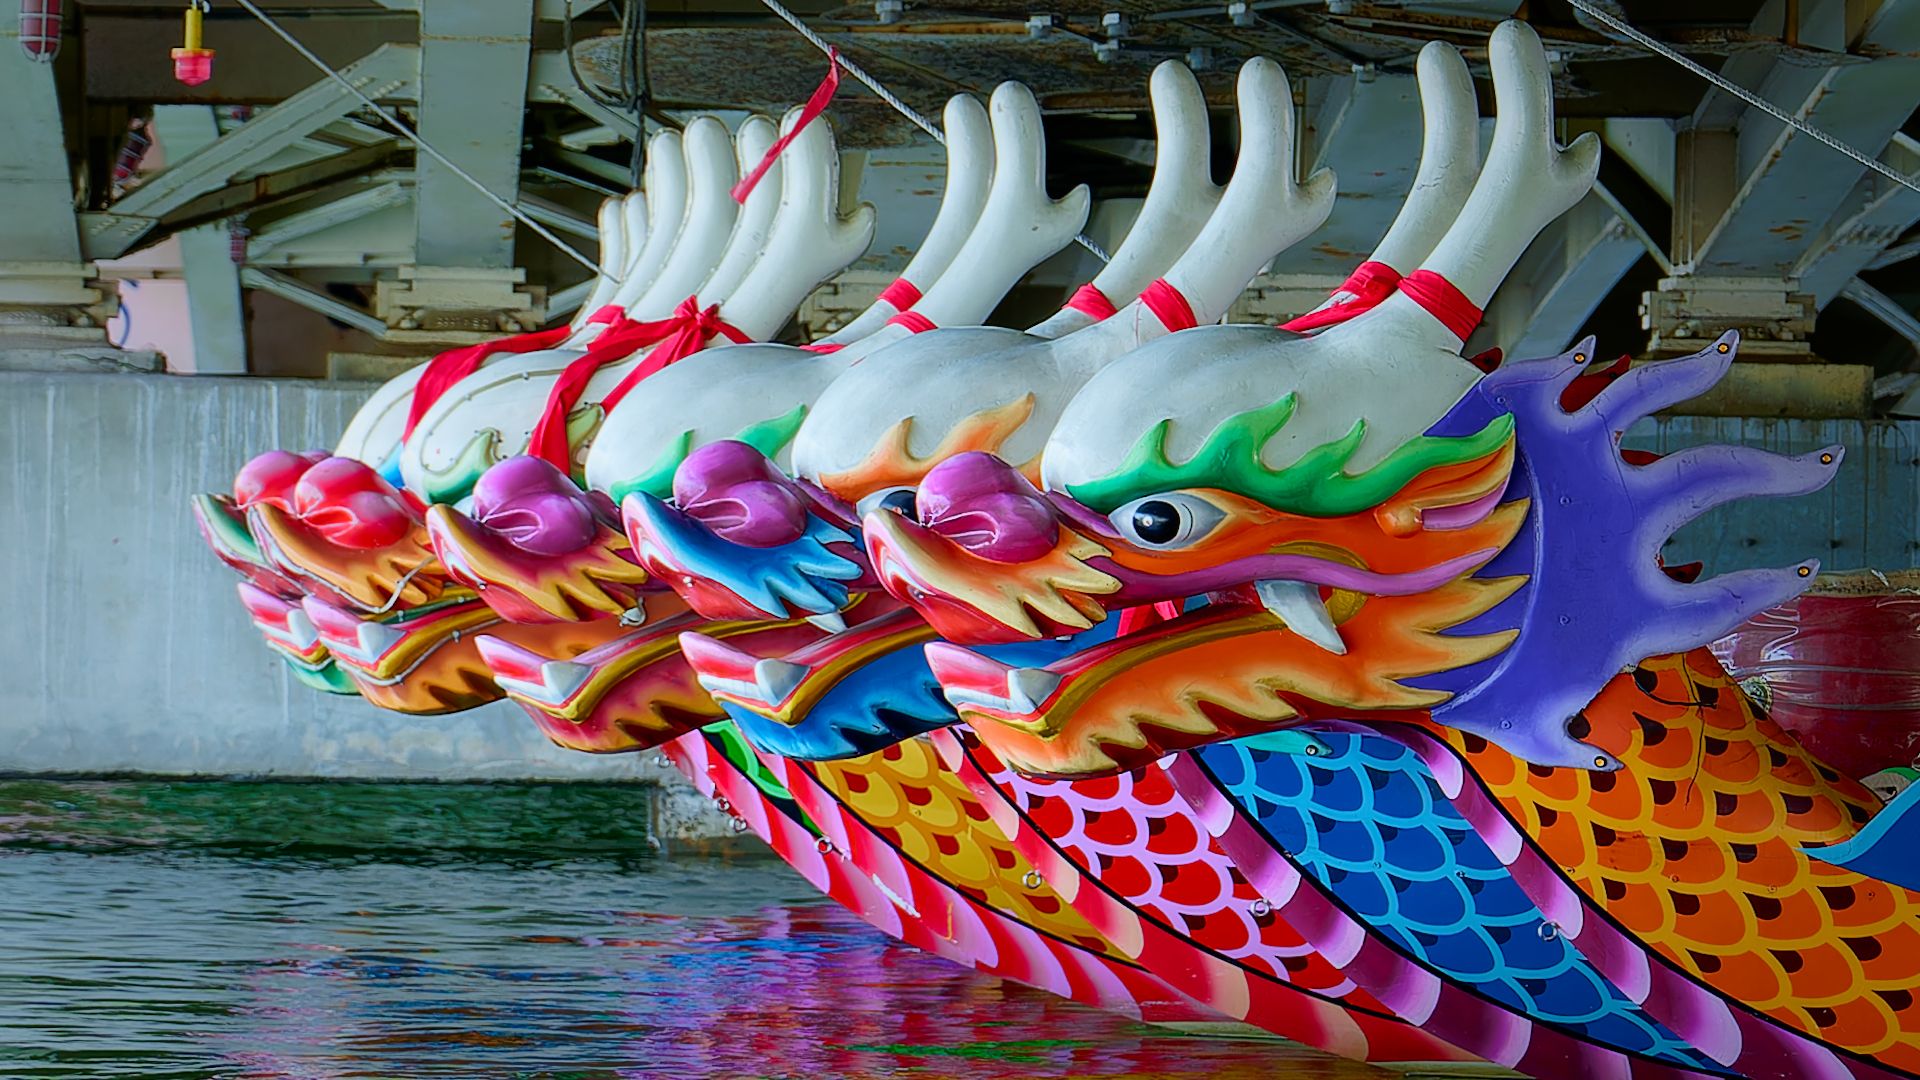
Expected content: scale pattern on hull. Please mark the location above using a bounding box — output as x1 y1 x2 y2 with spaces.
1197 731 1725 1073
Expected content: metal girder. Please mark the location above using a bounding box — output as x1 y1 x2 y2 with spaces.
248 180 413 256
240 267 388 339
1681 0 1920 276
87 45 418 259
1477 192 1644 360
545 276 597 322
1795 134 1920 307
1272 69 1424 276
1843 278 1920 352
528 50 640 141
152 107 248 375
516 194 600 241
412 1 537 269
0 10 82 264
111 46 417 220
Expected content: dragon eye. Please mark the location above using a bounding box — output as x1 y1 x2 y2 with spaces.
857 486 918 520
1107 493 1225 550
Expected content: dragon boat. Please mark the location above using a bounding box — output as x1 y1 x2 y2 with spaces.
195 22 1920 1078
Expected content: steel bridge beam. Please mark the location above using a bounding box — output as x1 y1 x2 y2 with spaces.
85 45 419 260
1679 0 1920 277
151 106 249 374
411 1 537 270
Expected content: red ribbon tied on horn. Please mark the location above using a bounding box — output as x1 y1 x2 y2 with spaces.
527 296 751 472
1279 260 1403 333
402 306 620 440
876 277 923 312
1139 278 1199 332
1396 269 1483 342
732 48 843 205
1065 283 1118 322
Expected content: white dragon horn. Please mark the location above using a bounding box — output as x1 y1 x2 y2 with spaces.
1027 59 1223 338
1364 40 1482 275
692 114 781 304
818 94 995 346
567 196 630 331
628 115 741 317
1149 56 1335 329
716 104 877 341
894 81 1091 329
1357 19 1599 350
599 129 688 314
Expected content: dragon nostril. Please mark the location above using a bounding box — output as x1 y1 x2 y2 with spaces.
915 452 1060 564
674 440 811 548
878 489 918 518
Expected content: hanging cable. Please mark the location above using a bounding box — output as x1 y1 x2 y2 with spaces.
230 0 615 280
753 0 1112 264
1564 0 1919 195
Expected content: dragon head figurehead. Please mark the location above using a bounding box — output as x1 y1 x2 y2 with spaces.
867 21 1841 779
906 328 1839 779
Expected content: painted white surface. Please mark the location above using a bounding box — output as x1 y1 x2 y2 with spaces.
0 371 645 780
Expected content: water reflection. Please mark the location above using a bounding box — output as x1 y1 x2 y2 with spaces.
0 781 1379 1078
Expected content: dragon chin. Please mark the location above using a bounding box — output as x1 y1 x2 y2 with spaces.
926 576 1520 780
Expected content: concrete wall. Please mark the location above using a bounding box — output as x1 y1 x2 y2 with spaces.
4 371 1916 779
0 371 645 780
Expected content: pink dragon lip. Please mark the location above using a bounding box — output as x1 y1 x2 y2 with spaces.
299 591 497 682
673 439 815 549
235 580 328 665
679 597 920 718
475 609 827 753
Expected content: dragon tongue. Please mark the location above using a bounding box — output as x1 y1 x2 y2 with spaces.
1255 579 1347 655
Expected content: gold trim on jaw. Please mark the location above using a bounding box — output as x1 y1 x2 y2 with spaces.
717 617 940 727
501 616 789 722
964 574 1527 779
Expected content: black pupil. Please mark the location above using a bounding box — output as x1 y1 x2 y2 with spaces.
1130 500 1181 544
879 489 918 518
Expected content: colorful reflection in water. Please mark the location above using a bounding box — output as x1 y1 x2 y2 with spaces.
0 780 1382 1078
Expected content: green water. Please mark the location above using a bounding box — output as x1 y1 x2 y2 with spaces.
0 780 1380 1079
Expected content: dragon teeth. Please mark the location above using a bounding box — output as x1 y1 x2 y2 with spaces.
752 658 808 705
1005 667 1065 713
805 611 848 633
1255 579 1347 655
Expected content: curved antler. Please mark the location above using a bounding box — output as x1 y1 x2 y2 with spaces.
900 82 1092 329
629 116 741 318
820 94 994 345
568 196 629 331
1151 57 1335 329
1364 40 1480 275
690 114 780 305
716 105 877 341
1353 20 1599 351
1028 61 1222 338
601 129 688 314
